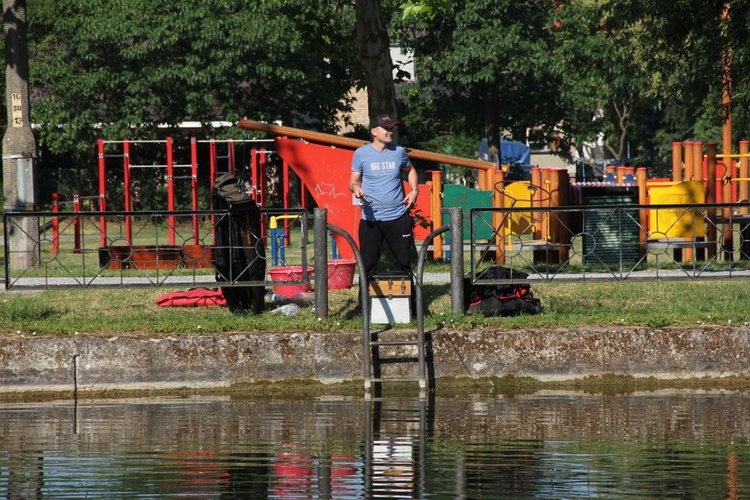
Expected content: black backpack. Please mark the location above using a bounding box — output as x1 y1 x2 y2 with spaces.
212 172 266 314
464 266 542 317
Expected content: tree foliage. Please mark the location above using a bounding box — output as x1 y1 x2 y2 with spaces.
28 0 358 155
393 0 564 163
18 0 750 204
551 1 665 165
395 0 750 173
399 0 451 20
25 0 358 206
602 0 750 153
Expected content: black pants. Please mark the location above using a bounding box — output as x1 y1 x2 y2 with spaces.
358 212 414 278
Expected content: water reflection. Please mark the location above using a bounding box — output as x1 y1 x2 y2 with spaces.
0 391 748 498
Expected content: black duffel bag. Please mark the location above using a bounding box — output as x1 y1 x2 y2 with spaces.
463 266 542 317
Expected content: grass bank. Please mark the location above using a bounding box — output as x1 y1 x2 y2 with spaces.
2 279 750 337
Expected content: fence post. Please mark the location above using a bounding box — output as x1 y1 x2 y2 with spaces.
314 208 329 318
448 207 464 315
73 193 81 254
52 193 59 255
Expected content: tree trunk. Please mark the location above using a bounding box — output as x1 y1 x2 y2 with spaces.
3 0 39 269
354 0 398 127
483 90 501 167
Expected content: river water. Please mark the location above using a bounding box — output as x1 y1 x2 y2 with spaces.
1 390 748 498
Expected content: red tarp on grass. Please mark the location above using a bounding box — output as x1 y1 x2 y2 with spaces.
156 288 226 307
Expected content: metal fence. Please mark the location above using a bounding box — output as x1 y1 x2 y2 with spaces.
3 209 308 290
5 201 750 290
467 201 750 283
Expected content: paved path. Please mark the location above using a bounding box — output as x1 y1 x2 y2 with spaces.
5 267 750 291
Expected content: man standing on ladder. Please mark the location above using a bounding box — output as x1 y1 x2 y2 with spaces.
349 114 419 285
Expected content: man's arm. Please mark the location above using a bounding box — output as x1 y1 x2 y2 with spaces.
404 164 419 206
349 171 364 197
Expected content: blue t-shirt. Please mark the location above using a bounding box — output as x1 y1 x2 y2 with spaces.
351 143 411 221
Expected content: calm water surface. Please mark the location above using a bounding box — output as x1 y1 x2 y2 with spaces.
1 390 749 498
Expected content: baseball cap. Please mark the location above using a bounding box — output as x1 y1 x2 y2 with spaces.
370 114 401 129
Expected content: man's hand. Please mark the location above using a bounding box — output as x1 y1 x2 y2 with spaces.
349 171 364 200
404 189 418 207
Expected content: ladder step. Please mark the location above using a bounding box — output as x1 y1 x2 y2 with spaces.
370 340 420 347
369 377 422 383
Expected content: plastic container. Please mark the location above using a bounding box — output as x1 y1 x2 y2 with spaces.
327 259 357 290
269 266 313 298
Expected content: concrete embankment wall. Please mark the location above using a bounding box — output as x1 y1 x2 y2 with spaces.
0 327 748 393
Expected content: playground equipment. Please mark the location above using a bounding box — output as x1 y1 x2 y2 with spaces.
238 119 750 268
93 136 288 269
269 214 301 266
235 119 594 265
60 124 501 270
95 137 204 269
238 119 497 260
97 137 199 247
55 121 750 274
27 123 750 298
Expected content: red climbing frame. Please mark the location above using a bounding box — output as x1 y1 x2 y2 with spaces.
97 137 199 246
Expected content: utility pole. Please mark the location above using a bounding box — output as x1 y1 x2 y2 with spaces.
3 0 39 269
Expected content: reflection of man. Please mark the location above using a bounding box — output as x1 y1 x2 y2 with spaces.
349 114 419 278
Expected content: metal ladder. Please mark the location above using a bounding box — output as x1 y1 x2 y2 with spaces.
365 315 427 392
360 208 464 395
328 207 464 396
